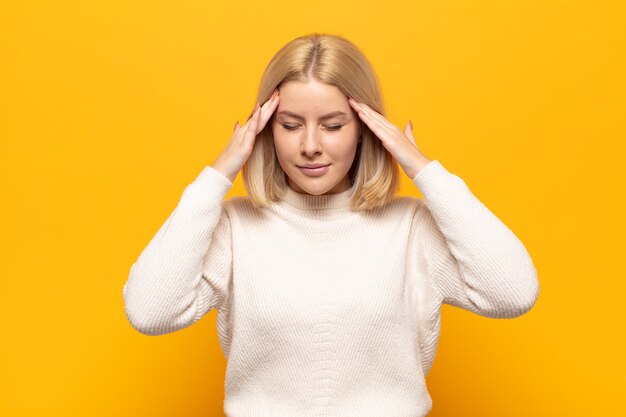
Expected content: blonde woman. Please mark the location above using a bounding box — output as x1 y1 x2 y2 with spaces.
122 33 540 417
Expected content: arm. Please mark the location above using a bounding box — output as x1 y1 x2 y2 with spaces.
122 166 234 335
412 160 540 318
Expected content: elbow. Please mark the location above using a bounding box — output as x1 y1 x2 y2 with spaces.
509 281 540 317
126 313 168 336
496 271 540 318
513 257 541 316
123 300 168 336
122 283 172 336
496 248 541 318
122 290 202 336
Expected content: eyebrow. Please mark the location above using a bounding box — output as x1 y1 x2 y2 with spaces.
276 110 348 121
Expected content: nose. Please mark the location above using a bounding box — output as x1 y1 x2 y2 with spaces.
300 127 323 156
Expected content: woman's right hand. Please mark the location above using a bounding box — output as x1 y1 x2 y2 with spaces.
211 89 280 183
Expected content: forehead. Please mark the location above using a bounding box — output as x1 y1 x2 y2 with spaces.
277 80 349 116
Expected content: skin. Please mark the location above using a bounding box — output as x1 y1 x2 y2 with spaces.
270 79 361 195
211 80 432 190
347 97 432 180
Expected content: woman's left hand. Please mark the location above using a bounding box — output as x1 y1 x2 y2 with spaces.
348 97 432 180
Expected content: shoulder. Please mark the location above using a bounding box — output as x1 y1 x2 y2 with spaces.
384 195 435 234
383 195 425 217
221 195 269 223
362 195 426 230
223 194 265 210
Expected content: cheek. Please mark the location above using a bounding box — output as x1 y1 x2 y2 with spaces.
271 134 292 161
272 132 286 149
270 121 283 147
334 129 360 156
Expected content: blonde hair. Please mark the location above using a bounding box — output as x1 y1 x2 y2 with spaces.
242 32 401 212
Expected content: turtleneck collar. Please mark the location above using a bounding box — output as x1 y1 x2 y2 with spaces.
281 183 355 210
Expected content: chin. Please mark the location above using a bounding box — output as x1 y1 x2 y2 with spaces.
295 184 330 195
293 179 345 196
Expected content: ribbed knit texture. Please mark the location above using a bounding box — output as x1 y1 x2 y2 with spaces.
122 159 540 417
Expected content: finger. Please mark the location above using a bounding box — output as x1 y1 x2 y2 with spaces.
348 97 379 126
349 98 396 134
234 120 240 132
404 121 418 147
257 89 278 129
259 91 280 131
348 99 394 140
355 109 389 144
261 89 279 111
244 104 261 144
243 102 261 129
239 105 257 135
350 100 390 140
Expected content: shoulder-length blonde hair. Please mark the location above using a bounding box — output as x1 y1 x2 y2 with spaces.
242 32 401 212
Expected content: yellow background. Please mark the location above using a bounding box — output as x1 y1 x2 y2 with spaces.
1 0 624 415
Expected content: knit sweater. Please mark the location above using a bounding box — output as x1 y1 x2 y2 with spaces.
122 159 540 417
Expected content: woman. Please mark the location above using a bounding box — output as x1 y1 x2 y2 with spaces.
122 33 540 417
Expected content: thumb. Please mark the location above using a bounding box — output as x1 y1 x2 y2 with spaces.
404 120 418 147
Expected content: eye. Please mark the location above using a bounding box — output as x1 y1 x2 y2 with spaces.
280 123 344 131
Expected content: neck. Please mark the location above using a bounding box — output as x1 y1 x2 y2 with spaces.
281 184 354 210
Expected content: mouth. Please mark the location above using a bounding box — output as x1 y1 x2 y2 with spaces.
298 164 330 176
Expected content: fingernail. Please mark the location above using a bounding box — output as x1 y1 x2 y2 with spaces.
409 120 413 130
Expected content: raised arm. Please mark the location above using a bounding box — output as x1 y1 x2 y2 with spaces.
411 160 540 318
122 166 234 335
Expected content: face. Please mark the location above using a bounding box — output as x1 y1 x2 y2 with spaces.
271 79 361 195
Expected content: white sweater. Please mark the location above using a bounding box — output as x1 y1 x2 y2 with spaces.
122 159 540 417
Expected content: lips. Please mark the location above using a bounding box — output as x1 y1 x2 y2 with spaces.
298 164 330 177
299 164 329 168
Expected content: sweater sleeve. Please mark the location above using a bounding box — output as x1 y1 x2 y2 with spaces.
411 160 540 318
122 166 234 335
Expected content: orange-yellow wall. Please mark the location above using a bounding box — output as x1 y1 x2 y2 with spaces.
1 1 623 416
